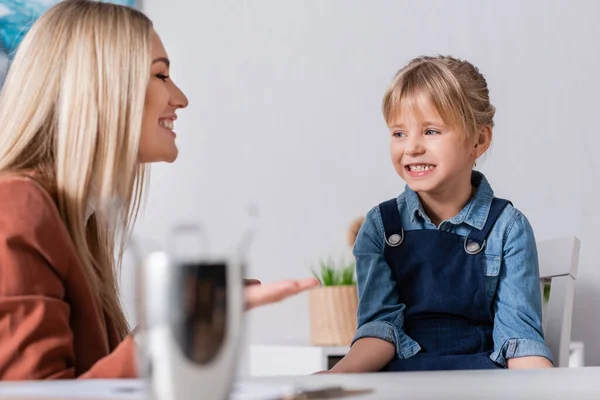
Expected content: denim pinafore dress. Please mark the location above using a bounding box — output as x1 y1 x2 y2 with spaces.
378 197 509 371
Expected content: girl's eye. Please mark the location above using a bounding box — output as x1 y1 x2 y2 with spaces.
393 131 406 138
425 129 440 135
156 73 169 82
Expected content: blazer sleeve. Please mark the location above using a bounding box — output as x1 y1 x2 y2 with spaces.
0 178 136 379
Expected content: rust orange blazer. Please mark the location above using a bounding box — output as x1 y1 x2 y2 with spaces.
0 176 136 380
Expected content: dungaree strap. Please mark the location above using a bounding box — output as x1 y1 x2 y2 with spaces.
467 198 512 246
378 198 403 246
378 197 511 250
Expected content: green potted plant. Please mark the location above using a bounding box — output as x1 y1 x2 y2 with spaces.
307 258 358 346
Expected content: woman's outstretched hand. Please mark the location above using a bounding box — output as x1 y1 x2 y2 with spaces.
244 278 320 310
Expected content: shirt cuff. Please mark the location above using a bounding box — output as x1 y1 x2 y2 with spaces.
490 338 554 367
351 320 421 360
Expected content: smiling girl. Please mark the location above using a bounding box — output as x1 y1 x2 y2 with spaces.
329 55 553 372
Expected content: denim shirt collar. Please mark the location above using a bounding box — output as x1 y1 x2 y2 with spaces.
405 171 495 230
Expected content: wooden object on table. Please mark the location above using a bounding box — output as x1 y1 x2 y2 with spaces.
308 286 358 346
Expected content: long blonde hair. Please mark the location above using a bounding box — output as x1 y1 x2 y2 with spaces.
0 0 153 339
382 55 496 145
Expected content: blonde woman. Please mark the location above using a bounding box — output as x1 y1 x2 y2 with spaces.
0 0 318 380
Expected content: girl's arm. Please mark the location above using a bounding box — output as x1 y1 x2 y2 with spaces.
330 337 395 373
507 356 553 369
491 209 554 369
328 206 420 373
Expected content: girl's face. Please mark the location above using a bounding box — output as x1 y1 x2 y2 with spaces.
139 30 189 163
388 93 490 197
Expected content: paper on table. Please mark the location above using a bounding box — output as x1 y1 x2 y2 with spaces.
0 379 145 399
232 382 297 400
0 379 298 400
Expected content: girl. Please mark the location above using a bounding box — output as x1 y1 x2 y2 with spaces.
329 55 553 372
0 0 317 380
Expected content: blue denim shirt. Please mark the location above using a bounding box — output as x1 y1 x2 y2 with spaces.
351 172 553 367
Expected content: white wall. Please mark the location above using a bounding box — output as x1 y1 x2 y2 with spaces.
124 0 600 366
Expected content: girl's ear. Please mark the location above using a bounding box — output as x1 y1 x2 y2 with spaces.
474 125 492 158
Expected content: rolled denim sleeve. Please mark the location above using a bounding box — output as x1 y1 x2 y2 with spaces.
490 210 554 367
350 206 421 359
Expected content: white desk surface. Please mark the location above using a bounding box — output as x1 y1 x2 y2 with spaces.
1 367 599 399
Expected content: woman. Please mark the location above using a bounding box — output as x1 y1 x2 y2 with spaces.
0 0 318 380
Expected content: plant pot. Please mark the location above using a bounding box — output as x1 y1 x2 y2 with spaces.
308 285 358 346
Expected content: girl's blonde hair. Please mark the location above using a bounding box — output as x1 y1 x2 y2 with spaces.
0 0 153 339
382 55 495 145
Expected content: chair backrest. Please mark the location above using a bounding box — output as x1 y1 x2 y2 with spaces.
536 236 581 367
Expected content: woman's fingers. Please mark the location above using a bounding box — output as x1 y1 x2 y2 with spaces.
244 278 319 310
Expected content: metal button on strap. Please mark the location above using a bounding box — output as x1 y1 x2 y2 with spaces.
464 237 486 255
466 241 480 253
385 229 404 247
388 234 401 245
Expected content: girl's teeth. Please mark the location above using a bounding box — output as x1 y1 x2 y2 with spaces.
159 119 174 130
409 165 434 172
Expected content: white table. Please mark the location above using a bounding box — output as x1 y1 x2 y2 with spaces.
259 367 600 399
1 367 600 400
249 341 587 376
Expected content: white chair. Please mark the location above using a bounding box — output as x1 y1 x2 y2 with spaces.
537 236 581 367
